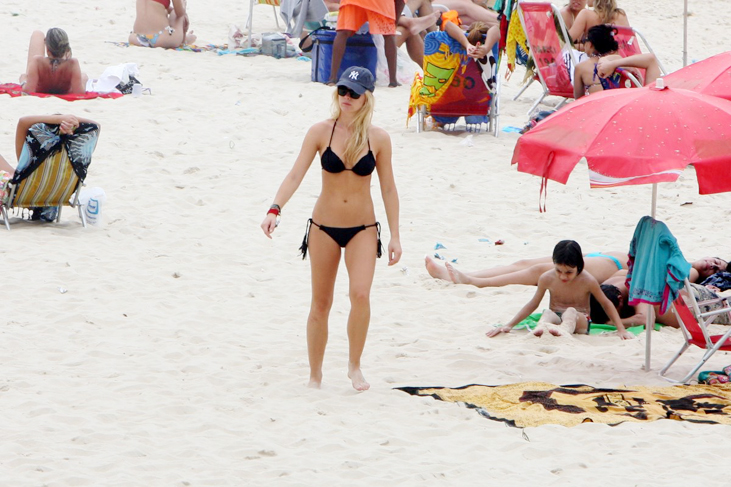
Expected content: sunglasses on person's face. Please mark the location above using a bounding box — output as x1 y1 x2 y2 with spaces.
337 86 362 99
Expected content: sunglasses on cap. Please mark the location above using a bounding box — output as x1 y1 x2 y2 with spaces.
337 85 361 99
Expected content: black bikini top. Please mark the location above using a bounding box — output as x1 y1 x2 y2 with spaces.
321 119 376 176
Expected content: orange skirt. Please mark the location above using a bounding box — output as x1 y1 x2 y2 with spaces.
337 3 396 35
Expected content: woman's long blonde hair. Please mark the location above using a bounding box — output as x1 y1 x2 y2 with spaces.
593 0 625 25
330 89 375 166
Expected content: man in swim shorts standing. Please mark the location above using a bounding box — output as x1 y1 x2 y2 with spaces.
328 0 401 86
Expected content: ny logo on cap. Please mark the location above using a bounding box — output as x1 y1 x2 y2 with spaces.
349 70 359 80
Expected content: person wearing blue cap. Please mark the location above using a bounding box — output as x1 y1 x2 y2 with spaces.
261 67 401 391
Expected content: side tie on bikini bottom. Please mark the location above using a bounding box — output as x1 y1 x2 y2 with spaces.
299 218 382 259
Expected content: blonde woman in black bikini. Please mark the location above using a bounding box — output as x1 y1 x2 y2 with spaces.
129 0 196 48
20 28 87 94
261 67 401 391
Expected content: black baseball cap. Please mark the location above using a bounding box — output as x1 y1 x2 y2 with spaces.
337 66 375 95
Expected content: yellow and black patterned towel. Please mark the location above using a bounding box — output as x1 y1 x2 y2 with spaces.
397 382 731 427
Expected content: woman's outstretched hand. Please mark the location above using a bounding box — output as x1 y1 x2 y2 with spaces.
387 239 402 266
261 214 278 238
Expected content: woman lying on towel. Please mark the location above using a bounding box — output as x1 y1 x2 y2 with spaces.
261 67 401 391
573 24 661 99
20 28 87 95
129 0 196 48
425 250 728 289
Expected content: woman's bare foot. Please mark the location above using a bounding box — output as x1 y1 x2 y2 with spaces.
445 261 470 284
308 371 323 388
348 363 370 391
425 255 452 281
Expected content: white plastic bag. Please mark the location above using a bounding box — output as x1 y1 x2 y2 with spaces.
79 187 107 226
372 34 418 86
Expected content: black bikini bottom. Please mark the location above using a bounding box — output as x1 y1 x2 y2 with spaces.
299 218 382 259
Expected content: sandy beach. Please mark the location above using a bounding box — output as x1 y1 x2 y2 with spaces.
1 0 731 484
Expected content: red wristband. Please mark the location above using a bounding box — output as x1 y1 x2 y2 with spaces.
268 204 281 217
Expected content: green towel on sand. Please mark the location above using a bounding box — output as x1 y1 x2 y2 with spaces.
513 313 661 335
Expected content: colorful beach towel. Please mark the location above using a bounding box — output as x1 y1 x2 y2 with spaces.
0 83 123 101
407 30 468 123
397 382 731 427
107 41 233 54
513 312 662 335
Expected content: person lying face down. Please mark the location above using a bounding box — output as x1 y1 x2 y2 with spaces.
487 240 634 340
20 28 87 95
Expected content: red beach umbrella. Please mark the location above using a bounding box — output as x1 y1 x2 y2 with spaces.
511 80 731 371
512 81 731 210
663 51 731 101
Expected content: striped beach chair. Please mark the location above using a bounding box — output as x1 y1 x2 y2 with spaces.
1 122 100 230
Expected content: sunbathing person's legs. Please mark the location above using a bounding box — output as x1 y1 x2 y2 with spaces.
437 0 498 27
443 260 551 287
426 255 554 282
19 30 45 85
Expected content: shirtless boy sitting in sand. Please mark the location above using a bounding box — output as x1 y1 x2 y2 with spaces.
486 240 634 340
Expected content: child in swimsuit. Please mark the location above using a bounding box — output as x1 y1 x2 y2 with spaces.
487 240 634 340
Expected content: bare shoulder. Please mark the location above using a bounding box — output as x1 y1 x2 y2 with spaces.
308 119 335 138
368 125 391 147
577 271 599 286
537 269 556 285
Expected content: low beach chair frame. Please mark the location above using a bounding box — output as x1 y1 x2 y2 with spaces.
1 144 88 231
659 279 731 384
613 25 667 76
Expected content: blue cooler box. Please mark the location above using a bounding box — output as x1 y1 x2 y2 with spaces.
311 29 378 83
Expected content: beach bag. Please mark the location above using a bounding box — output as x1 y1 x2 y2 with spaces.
116 75 142 95
304 27 378 83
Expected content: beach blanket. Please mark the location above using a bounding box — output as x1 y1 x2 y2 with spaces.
106 41 238 54
0 83 123 101
397 382 731 427
514 312 662 335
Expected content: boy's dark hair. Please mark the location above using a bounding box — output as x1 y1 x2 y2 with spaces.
727 260 731 273
552 240 584 274
587 24 619 55
590 284 621 324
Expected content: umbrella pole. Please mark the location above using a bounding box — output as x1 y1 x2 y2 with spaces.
645 183 658 371
683 0 688 67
